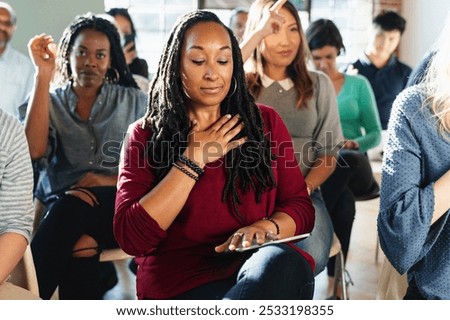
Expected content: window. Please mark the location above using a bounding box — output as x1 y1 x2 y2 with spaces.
199 0 309 11
105 0 196 77
200 0 311 33
104 0 373 74
309 0 373 66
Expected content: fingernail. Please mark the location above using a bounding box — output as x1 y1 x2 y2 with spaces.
226 114 232 119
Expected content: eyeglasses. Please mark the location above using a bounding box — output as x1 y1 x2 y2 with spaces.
0 20 14 27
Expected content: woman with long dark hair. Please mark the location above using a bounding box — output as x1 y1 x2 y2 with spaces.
114 10 315 300
25 13 146 299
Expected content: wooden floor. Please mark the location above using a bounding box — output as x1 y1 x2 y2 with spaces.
314 196 383 299
104 161 385 300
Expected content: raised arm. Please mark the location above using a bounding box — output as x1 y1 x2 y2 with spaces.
24 34 57 159
240 0 286 62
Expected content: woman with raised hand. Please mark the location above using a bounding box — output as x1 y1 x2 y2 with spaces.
114 10 315 300
241 0 343 277
25 13 146 299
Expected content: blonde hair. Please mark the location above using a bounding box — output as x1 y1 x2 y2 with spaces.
424 14 450 137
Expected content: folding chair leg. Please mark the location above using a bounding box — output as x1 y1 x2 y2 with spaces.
333 250 348 300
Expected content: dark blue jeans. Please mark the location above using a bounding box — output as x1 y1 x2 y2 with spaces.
31 186 118 299
295 189 333 276
172 244 314 300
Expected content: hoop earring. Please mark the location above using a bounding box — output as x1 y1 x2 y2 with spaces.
227 76 237 97
105 67 120 84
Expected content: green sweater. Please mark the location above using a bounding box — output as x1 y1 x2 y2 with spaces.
337 74 381 153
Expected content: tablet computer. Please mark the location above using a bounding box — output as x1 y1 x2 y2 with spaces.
234 233 310 252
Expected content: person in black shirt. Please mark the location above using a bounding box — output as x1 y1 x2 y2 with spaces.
350 10 411 130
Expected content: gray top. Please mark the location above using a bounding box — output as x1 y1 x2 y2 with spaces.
0 109 34 242
378 85 450 299
256 70 344 176
35 83 147 202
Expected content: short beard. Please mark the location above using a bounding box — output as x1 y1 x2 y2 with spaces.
0 30 10 50
0 39 8 50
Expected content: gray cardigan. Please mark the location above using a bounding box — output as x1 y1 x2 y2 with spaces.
256 70 344 176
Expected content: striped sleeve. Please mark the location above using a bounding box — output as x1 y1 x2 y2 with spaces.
0 111 34 242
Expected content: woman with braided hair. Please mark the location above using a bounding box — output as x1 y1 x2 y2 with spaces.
114 10 315 300
25 13 146 299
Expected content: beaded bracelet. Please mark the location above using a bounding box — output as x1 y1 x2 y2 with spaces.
263 217 280 235
172 162 199 181
178 154 204 177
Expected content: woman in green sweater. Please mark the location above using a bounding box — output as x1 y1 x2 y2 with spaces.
306 19 382 298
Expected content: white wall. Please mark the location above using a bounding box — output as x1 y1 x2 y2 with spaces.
400 0 450 69
9 0 104 55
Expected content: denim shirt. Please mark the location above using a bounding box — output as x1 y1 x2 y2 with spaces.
35 82 147 202
378 86 450 299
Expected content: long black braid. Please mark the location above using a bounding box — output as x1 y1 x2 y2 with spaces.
142 10 276 221
54 12 137 88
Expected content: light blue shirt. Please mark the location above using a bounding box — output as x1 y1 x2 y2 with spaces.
35 82 147 203
378 85 450 299
0 45 35 119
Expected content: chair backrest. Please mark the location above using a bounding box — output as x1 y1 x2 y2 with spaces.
8 245 40 297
